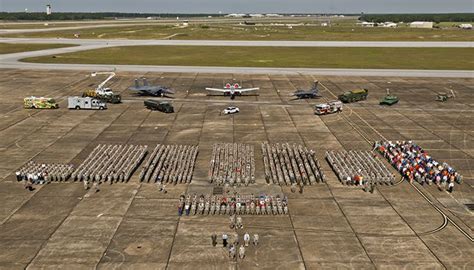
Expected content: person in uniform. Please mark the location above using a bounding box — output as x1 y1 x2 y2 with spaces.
83 179 89 190
238 245 246 259
236 216 243 229
211 233 217 246
93 181 100 193
253 234 259 246
222 233 228 247
243 232 250 247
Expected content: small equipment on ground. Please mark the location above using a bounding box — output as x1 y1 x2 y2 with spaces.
23 96 58 109
68 96 107 110
338 88 368 103
435 89 455 102
379 89 399 106
314 100 343 115
144 100 174 113
223 106 240 114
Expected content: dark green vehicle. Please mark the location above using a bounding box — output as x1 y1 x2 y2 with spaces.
338 89 368 103
380 95 399 105
144 100 174 113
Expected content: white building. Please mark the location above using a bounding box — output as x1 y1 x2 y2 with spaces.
459 24 472 29
410 21 433 29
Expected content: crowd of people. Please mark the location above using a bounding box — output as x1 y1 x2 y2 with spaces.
15 161 74 187
326 150 395 188
177 193 288 216
262 142 325 186
209 143 256 186
139 144 198 184
214 232 259 261
376 141 462 192
72 144 147 183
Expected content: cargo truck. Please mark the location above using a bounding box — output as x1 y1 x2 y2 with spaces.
338 89 368 103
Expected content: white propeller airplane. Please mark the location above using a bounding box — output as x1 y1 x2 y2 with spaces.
205 82 259 99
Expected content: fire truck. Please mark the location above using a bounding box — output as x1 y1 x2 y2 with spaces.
314 101 343 115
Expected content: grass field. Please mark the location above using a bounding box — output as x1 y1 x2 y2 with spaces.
0 43 76 54
4 22 474 41
23 45 474 70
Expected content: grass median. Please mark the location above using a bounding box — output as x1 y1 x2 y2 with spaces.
0 43 76 54
22 45 474 70
5 23 474 41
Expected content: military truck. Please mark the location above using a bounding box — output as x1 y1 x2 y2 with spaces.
82 89 121 104
315 100 343 115
144 100 174 113
24 96 58 109
68 96 107 110
338 89 368 103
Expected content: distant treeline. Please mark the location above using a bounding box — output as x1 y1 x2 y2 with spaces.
0 12 221 21
359 13 474 23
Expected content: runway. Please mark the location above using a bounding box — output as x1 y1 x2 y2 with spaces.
1 37 473 48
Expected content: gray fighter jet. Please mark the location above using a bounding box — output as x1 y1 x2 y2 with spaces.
292 80 322 99
129 78 175 97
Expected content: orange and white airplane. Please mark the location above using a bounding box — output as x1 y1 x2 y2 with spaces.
205 82 259 99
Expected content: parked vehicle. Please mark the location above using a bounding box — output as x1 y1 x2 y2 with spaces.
23 96 58 109
68 96 107 110
315 101 343 115
338 88 368 103
223 106 240 114
82 89 121 104
144 100 174 113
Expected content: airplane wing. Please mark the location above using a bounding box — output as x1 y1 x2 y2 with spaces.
205 88 228 93
235 87 259 93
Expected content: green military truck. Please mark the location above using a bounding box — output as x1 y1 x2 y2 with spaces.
144 100 174 113
24 96 59 109
338 89 368 103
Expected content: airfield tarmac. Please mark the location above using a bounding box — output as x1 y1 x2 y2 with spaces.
0 69 472 269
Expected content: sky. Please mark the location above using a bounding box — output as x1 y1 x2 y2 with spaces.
1 0 473 14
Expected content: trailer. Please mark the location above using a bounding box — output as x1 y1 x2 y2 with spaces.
68 96 107 110
315 100 343 115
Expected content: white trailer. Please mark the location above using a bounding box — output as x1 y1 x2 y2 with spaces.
68 96 107 110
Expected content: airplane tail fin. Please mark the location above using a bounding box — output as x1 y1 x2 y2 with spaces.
143 78 148 86
313 80 319 90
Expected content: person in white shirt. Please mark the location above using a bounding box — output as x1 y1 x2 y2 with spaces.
243 232 250 246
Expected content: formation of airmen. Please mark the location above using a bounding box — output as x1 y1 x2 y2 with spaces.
178 193 288 216
262 142 325 185
71 144 147 183
16 161 74 183
139 144 198 184
326 150 395 185
376 141 462 191
209 143 255 186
